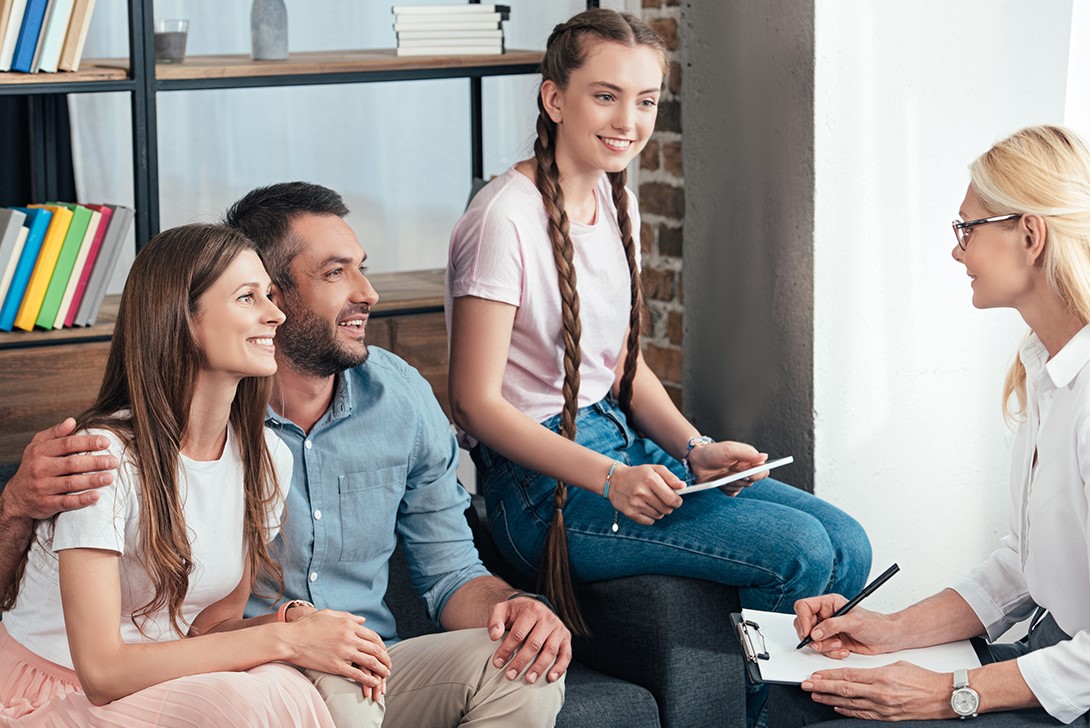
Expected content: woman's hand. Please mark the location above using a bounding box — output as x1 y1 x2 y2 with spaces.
802 662 954 721
285 609 392 701
607 463 684 524
687 440 768 496
793 594 899 657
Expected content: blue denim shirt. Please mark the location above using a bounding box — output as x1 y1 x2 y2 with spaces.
245 347 488 643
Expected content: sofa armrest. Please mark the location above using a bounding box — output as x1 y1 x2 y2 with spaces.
574 575 746 728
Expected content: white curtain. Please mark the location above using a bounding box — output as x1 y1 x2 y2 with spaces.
69 0 611 292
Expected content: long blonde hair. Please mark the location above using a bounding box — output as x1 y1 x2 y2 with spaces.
970 125 1090 420
533 9 666 634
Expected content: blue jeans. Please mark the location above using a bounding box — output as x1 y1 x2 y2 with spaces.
473 398 873 613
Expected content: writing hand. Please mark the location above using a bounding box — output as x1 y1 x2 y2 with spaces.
793 594 892 658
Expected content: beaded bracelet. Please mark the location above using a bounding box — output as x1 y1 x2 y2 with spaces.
602 460 619 500
682 435 715 482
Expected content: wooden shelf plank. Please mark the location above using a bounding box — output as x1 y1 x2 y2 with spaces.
0 64 130 86
89 49 542 81
0 269 445 349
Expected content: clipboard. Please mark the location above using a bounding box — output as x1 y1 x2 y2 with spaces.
729 609 988 685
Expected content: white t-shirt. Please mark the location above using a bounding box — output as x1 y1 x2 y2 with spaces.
951 325 1090 723
446 165 640 437
3 425 292 669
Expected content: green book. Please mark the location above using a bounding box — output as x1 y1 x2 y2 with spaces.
35 202 92 328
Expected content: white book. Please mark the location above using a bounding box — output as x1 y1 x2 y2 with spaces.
397 28 502 41
396 43 502 56
0 227 29 309
35 0 72 72
0 0 28 71
392 4 508 14
398 35 503 48
394 16 501 31
53 207 99 328
0 208 28 305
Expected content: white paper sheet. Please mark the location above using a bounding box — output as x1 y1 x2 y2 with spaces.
741 609 981 684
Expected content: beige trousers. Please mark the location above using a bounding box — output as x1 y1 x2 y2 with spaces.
304 627 565 728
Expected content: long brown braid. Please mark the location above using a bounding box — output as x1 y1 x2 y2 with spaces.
532 9 666 634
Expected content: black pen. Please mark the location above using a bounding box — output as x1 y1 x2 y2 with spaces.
796 563 900 650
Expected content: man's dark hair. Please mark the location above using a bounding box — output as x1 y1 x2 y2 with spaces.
223 181 349 290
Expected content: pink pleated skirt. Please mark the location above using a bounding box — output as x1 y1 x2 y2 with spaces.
0 623 335 727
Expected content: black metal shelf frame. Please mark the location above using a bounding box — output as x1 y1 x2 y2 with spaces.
3 0 565 250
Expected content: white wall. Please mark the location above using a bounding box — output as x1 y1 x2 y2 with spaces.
812 0 1072 610
69 0 605 292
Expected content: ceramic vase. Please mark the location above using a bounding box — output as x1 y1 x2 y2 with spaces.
251 0 288 61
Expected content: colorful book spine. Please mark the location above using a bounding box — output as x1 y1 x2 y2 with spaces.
0 208 29 303
14 203 70 331
54 205 99 327
0 0 28 71
56 0 94 71
76 204 131 327
63 202 111 327
0 226 29 308
0 207 51 332
10 0 47 72
35 201 91 328
35 0 73 73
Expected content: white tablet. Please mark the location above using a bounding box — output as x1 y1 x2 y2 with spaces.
678 456 794 495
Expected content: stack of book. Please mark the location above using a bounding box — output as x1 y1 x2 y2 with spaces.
392 4 509 57
0 203 133 332
0 0 98 73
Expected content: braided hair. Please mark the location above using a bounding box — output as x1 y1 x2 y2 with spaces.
533 8 666 634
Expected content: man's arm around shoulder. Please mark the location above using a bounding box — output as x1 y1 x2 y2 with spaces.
0 419 116 601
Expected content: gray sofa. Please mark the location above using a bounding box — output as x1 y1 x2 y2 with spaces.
0 466 748 728
385 497 748 728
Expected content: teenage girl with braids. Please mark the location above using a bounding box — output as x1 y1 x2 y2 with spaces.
446 4 870 699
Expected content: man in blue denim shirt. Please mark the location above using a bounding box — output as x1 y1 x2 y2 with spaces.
2 182 569 728
227 182 569 727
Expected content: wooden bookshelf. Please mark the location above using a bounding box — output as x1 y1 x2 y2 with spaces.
90 49 543 82
0 65 129 86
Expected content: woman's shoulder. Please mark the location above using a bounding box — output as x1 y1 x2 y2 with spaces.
462 164 543 226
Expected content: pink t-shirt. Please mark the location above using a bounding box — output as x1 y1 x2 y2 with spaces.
446 166 640 437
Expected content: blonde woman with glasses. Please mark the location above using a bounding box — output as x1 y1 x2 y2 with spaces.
773 125 1090 727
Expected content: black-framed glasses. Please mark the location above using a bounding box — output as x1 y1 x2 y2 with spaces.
951 213 1022 251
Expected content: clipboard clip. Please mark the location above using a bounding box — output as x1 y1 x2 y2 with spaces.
737 619 770 662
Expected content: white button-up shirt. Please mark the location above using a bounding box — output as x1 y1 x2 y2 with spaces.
952 325 1090 724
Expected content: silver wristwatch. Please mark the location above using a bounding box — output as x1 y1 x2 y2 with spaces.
950 669 980 719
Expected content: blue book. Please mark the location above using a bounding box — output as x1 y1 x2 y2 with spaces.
10 0 48 73
0 207 52 331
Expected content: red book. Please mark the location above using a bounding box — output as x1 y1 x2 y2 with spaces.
63 203 112 327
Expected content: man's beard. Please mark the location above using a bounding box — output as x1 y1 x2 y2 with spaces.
277 291 370 378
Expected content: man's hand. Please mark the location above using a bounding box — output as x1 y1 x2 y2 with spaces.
802 662 953 720
488 596 572 684
2 419 117 521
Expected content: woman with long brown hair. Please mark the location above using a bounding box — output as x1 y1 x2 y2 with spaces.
446 9 871 725
0 224 387 725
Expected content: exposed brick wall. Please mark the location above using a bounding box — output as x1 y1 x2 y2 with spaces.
639 0 684 407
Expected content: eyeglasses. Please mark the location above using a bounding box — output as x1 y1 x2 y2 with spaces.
951 213 1021 251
